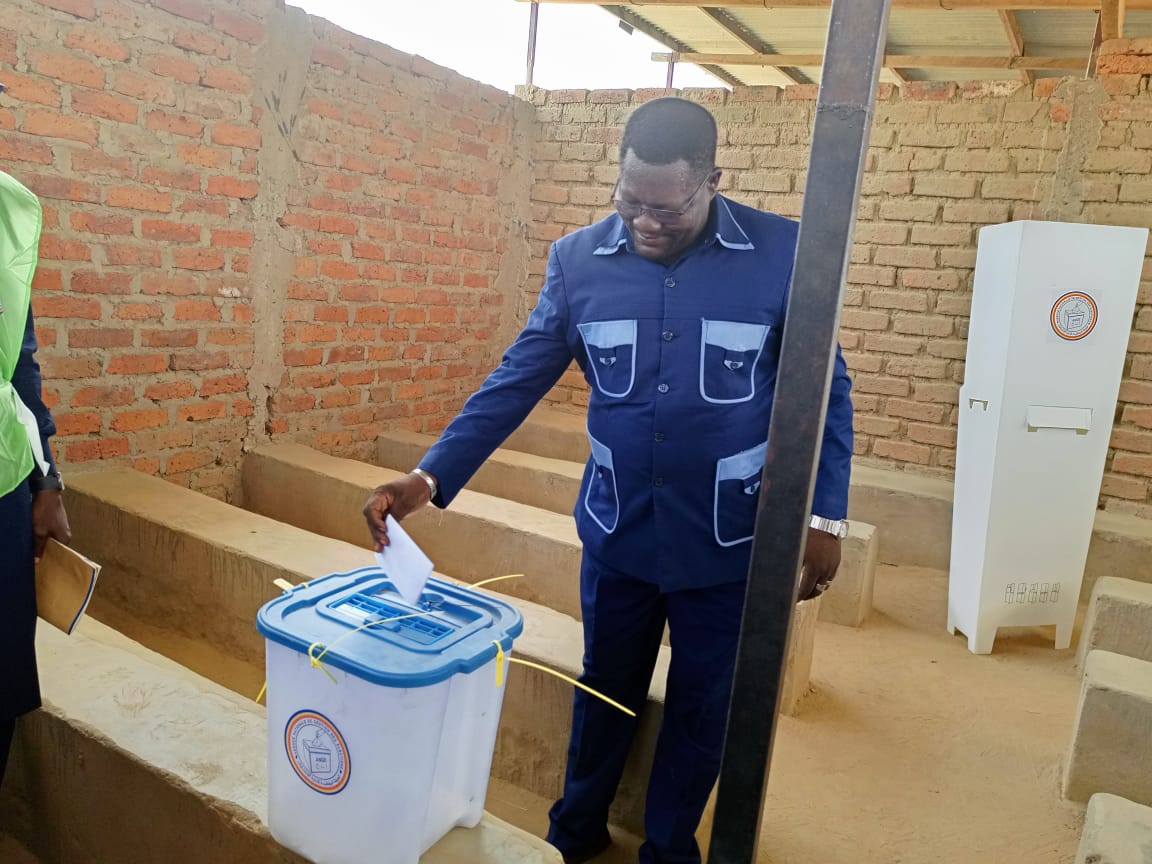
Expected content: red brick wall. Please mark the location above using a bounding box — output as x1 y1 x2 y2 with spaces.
10 0 1152 519
2 0 529 499
519 79 1152 518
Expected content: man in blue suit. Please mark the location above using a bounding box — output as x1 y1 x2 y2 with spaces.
364 98 853 864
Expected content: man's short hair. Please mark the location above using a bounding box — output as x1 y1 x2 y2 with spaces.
619 97 718 180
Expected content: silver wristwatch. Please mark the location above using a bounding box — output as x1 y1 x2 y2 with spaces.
411 468 438 500
809 515 849 539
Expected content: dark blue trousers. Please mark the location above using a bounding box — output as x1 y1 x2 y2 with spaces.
548 553 745 863
1 479 39 734
0 714 14 784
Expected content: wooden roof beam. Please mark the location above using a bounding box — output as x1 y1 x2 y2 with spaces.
519 1 1152 11
998 10 1036 84
700 7 806 85
654 51 1089 69
999 10 1026 54
602 4 747 87
1101 0 1127 40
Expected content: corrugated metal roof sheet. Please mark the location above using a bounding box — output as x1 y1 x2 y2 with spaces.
886 10 1007 51
587 3 1149 87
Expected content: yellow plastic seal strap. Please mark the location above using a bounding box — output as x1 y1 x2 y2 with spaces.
491 640 635 718
309 641 339 684
494 641 506 687
471 574 523 590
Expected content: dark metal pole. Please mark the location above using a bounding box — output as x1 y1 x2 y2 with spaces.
526 1 540 86
706 1 891 862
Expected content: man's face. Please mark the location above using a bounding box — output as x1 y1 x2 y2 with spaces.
613 152 719 264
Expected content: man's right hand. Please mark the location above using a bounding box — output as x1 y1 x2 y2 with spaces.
363 473 433 551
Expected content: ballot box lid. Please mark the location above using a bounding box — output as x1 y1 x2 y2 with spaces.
257 568 524 687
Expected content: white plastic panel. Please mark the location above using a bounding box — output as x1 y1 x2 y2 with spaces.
1025 405 1093 432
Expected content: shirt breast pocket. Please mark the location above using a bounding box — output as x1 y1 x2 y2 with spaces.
713 441 766 547
578 319 636 399
699 320 771 404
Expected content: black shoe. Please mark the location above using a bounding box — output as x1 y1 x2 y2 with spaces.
561 835 612 864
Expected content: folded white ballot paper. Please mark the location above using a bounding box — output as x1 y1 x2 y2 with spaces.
374 514 434 606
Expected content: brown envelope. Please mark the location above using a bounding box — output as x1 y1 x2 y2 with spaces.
35 539 101 635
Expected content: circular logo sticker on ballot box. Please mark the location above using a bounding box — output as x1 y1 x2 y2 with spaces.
1051 291 1099 341
285 709 351 795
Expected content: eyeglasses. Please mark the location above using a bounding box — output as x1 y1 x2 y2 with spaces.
612 174 711 225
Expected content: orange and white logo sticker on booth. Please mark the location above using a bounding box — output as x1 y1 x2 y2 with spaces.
285 709 351 795
1051 291 1099 341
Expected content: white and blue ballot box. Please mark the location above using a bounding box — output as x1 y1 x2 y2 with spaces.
948 221 1148 655
258 568 523 864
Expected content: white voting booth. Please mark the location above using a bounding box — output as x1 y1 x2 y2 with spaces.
948 221 1148 655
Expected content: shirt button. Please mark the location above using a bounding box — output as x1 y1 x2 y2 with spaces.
657 383 669 394
662 331 674 341
664 277 676 289
654 432 665 442
654 477 665 487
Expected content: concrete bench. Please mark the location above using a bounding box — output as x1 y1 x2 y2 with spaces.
1064 650 1152 807
65 467 374 695
1075 793 1152 864
378 429 584 518
244 444 824 715
819 522 880 628
781 595 821 714
376 431 879 628
62 468 659 834
1077 577 1152 668
503 405 590 464
244 443 584 623
0 619 561 864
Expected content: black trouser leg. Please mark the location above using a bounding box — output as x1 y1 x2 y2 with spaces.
0 714 16 786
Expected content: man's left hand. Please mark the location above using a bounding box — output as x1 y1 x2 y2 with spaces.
798 527 841 602
32 489 72 564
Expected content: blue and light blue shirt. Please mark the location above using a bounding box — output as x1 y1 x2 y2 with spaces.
420 195 854 592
